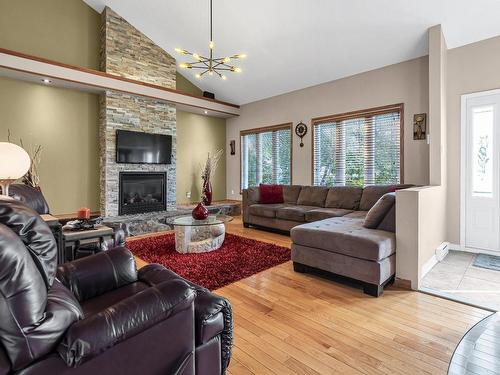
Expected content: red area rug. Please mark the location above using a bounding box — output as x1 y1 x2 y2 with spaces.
127 233 291 290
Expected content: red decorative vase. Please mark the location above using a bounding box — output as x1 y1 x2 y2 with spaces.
202 179 213 206
192 202 209 220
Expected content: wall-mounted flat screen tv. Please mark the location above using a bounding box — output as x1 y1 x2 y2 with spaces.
116 130 172 164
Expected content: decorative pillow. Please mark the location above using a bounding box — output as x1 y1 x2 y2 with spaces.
359 184 414 210
259 184 284 204
359 185 395 211
363 192 396 229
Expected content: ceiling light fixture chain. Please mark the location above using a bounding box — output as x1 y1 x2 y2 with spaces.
175 0 246 80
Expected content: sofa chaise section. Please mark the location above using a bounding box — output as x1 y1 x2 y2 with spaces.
291 217 396 296
242 184 409 296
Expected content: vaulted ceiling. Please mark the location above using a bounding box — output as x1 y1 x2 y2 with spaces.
83 0 500 105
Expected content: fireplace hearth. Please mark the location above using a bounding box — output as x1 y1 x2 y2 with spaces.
119 172 167 215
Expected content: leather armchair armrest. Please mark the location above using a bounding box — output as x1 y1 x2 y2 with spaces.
57 247 137 302
195 290 233 372
58 279 196 367
138 264 233 372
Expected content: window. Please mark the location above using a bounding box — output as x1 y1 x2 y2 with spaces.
472 105 494 195
241 124 292 190
313 104 403 186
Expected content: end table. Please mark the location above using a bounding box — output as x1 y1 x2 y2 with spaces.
62 225 114 261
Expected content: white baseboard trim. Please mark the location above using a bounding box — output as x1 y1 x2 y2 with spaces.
421 242 450 279
449 243 500 256
421 254 439 279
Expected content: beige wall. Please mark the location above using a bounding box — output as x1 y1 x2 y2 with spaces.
0 0 100 69
415 25 448 285
226 57 430 199
446 35 500 244
176 73 227 203
0 77 100 214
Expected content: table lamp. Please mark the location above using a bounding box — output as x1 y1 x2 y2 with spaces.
0 142 31 197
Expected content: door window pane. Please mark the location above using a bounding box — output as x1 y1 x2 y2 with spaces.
472 106 494 195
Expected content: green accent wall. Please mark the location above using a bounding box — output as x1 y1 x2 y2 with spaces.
0 0 101 214
0 77 100 214
176 73 227 203
0 0 227 212
0 0 100 69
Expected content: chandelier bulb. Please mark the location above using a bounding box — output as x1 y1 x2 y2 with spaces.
175 1 245 80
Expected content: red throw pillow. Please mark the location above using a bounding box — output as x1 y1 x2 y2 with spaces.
259 184 284 204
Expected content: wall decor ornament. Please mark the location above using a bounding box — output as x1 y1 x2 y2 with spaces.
413 113 427 140
295 121 308 147
229 140 235 155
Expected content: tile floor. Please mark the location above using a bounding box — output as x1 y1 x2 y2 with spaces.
421 250 500 311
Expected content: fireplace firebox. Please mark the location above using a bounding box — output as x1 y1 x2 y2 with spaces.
119 172 167 215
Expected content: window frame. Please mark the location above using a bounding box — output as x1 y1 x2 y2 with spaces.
240 122 293 192
310 103 404 186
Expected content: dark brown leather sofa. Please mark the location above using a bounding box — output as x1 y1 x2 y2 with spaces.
0 198 232 375
242 184 411 296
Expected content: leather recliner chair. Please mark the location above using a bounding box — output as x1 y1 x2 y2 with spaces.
0 198 233 374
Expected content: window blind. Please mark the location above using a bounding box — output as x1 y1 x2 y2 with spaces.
241 125 292 190
313 105 402 187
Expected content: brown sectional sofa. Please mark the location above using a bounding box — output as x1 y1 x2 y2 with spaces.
242 184 410 296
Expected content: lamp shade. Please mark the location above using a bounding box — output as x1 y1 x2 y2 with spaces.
0 142 31 180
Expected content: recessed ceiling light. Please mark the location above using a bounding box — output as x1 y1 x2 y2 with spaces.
41 79 52 84
204 110 208 114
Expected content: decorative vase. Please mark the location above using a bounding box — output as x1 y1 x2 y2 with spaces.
192 202 209 220
202 179 213 206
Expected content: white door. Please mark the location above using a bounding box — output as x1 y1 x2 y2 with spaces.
463 92 500 252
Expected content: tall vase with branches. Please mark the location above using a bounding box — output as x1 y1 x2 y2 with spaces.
7 130 42 189
201 149 223 206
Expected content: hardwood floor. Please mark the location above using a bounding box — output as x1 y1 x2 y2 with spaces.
131 216 492 374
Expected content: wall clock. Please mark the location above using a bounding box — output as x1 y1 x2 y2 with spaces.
295 121 308 147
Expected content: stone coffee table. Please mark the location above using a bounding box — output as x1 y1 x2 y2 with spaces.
166 214 233 253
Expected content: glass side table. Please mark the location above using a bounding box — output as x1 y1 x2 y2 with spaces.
166 214 234 253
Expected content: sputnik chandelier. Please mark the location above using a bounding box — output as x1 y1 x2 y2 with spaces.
175 0 246 80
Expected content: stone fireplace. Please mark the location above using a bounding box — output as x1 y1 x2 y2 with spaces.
99 7 177 217
119 172 167 215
